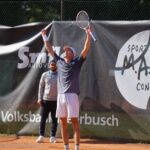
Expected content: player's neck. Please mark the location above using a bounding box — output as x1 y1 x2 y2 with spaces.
64 57 72 63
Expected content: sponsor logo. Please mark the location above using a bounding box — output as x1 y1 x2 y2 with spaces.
17 46 61 69
115 30 150 109
79 113 119 126
0 111 119 127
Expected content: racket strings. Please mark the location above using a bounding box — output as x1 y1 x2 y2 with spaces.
76 12 89 29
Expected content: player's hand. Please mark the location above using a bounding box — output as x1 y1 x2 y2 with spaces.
37 99 43 106
41 29 47 35
86 26 91 34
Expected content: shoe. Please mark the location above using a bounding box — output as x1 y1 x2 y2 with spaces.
36 136 44 143
50 136 56 143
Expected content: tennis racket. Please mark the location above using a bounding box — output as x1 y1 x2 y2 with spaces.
76 10 97 42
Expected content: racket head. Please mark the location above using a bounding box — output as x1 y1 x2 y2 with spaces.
76 10 90 29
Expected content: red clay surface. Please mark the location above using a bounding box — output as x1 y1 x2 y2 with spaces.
0 136 150 150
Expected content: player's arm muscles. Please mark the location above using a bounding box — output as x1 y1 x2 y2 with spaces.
41 29 55 58
81 29 91 59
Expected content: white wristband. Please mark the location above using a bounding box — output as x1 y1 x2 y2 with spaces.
42 34 48 42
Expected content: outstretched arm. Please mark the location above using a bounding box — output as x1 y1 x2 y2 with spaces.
41 29 55 58
81 28 91 59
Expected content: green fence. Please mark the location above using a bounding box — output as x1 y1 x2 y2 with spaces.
0 0 149 26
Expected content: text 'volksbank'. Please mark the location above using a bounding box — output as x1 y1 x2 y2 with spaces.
0 111 119 127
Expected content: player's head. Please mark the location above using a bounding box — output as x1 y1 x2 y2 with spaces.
63 45 76 60
48 60 57 72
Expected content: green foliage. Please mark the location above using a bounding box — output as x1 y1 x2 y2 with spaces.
0 0 149 26
22 2 60 23
0 1 60 26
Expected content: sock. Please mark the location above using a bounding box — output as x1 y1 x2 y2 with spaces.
64 144 69 150
75 144 79 150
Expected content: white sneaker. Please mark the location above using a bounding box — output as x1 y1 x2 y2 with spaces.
36 136 44 143
50 136 56 143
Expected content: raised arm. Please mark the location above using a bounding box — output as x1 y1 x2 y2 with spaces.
41 29 55 58
81 28 91 59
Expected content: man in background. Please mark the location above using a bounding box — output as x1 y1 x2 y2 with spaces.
36 60 58 143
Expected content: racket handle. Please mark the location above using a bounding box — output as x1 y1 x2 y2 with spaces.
89 31 97 42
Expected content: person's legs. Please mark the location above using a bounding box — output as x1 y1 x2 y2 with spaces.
50 101 58 143
56 94 69 149
36 101 49 143
39 103 49 136
71 118 80 150
66 94 80 150
60 118 69 150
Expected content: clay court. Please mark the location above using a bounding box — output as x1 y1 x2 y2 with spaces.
0 136 150 150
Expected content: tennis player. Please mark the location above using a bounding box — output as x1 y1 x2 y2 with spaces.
41 27 91 150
